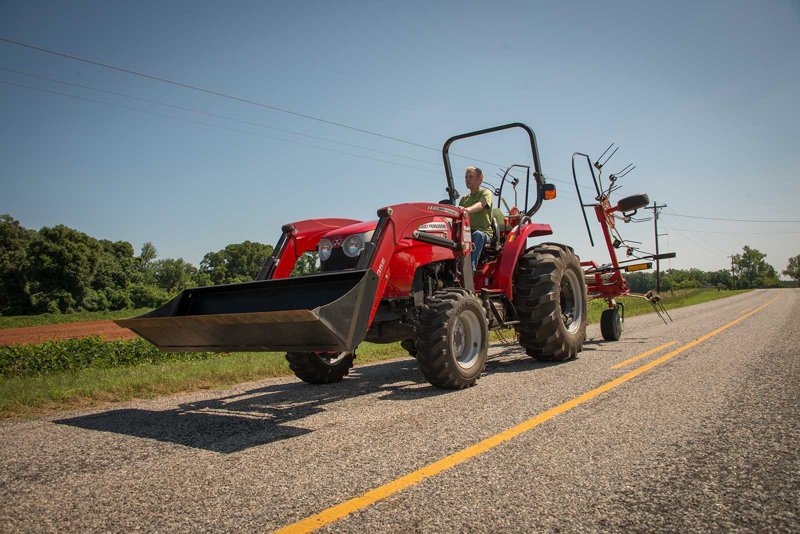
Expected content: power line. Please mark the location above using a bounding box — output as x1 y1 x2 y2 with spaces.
0 66 441 168
661 223 728 257
662 228 800 235
0 37 438 151
664 207 727 254
664 212 800 223
0 38 597 193
0 79 442 174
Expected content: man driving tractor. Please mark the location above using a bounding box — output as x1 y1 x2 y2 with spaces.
458 166 493 268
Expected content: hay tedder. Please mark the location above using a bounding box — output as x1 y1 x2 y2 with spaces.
571 148 676 340
118 123 672 389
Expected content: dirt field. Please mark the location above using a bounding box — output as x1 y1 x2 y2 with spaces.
0 321 137 346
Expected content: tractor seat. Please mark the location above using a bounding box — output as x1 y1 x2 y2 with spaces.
492 208 508 247
483 208 508 253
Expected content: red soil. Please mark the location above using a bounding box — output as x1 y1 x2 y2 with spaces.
0 321 138 346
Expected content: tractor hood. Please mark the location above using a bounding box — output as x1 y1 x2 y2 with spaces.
321 220 377 240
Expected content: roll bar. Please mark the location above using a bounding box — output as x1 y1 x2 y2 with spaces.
441 122 545 217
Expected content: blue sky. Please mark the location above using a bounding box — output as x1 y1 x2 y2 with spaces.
1 0 798 275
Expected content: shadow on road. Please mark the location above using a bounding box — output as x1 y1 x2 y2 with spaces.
56 340 608 453
56 357 446 453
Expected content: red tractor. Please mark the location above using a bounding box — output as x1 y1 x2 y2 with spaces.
119 123 650 389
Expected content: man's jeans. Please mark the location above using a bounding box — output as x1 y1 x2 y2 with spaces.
470 230 490 269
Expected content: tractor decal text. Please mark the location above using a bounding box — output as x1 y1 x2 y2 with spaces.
427 206 459 216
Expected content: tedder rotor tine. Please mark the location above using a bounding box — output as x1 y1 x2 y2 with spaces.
616 164 636 178
650 301 669 325
659 301 673 322
595 143 614 169
598 146 619 169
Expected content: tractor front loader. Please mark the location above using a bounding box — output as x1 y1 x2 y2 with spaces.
118 123 588 389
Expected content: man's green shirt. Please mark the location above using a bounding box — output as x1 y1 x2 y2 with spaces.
459 189 493 237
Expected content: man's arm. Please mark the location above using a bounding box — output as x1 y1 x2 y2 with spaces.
462 200 487 214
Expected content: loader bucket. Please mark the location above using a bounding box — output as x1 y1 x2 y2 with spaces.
116 270 379 353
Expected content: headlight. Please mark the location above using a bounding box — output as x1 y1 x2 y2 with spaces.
342 234 365 258
318 238 333 261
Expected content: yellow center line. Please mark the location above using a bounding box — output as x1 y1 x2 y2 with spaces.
740 307 752 314
611 341 678 369
274 293 782 534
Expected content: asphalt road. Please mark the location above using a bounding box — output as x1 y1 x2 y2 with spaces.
1 289 798 532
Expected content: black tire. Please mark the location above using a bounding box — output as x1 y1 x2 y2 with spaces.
415 288 488 389
600 306 623 341
285 351 355 384
400 338 418 357
617 193 650 212
514 243 587 361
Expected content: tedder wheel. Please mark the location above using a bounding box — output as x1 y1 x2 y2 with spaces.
600 304 624 341
415 288 488 389
513 243 587 361
285 351 355 384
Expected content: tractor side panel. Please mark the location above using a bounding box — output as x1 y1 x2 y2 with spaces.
382 242 456 297
365 203 469 320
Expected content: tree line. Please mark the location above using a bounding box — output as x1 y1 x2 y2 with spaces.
0 214 317 316
625 245 794 293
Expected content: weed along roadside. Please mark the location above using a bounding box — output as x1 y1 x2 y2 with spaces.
0 289 750 418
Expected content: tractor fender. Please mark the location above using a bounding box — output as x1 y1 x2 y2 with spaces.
494 223 553 299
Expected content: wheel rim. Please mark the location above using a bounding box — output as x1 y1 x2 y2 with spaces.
314 352 349 367
452 310 482 370
560 269 584 334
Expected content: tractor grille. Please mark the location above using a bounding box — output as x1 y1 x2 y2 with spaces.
320 248 358 272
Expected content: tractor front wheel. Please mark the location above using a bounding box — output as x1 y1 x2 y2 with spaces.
285 351 355 384
415 289 488 389
514 243 587 361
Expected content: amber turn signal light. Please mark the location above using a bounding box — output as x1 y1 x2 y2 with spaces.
543 183 557 200
624 262 652 272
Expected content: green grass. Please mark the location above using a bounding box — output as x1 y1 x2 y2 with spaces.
0 341 408 418
0 288 752 418
0 308 151 329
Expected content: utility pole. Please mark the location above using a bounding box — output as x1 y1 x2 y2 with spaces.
643 201 668 292
728 255 737 289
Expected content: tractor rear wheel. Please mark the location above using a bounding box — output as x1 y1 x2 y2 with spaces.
415 288 488 389
514 243 587 361
600 305 624 341
400 339 418 357
285 351 355 384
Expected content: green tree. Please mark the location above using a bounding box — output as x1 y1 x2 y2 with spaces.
623 271 655 293
731 246 781 289
153 258 197 293
706 269 733 289
0 214 34 314
662 268 706 289
783 255 800 286
197 241 273 285
291 251 320 277
25 224 143 312
26 225 102 312
136 242 158 285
